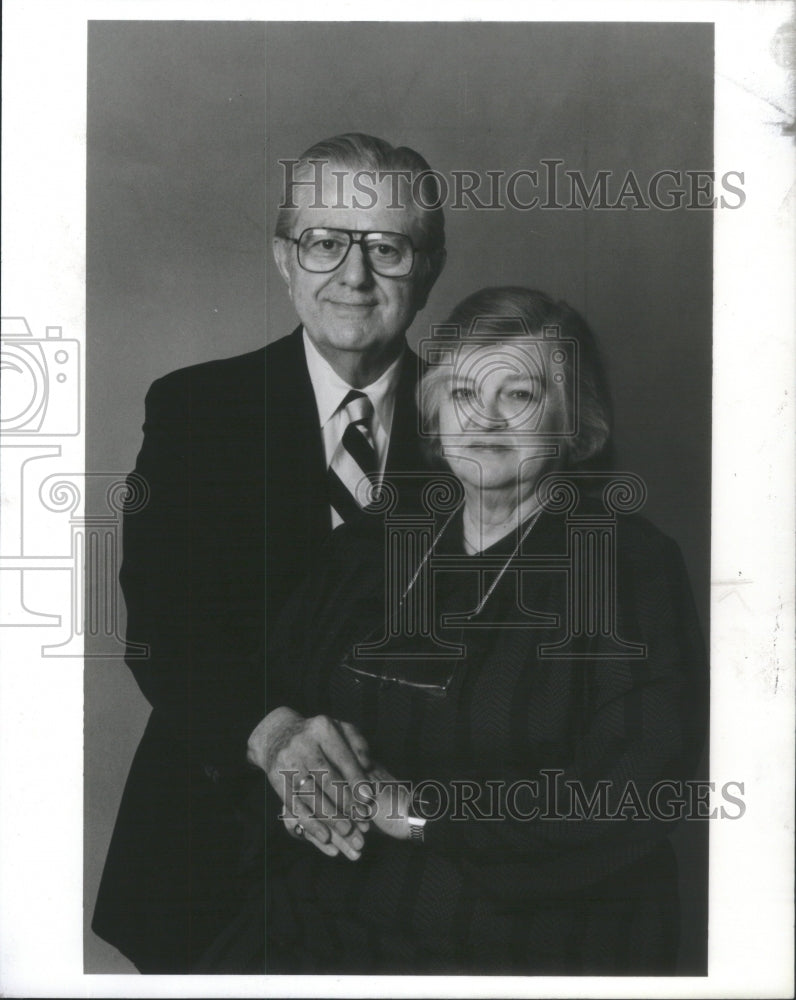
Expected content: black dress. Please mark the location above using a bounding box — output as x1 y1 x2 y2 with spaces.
203 501 707 975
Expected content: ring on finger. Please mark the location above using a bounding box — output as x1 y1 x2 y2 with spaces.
294 823 305 838
298 775 312 790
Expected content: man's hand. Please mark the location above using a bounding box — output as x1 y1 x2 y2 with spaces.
247 706 375 860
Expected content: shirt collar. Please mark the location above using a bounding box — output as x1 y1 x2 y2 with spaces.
302 328 404 431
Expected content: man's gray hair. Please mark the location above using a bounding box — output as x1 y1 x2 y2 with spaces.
275 132 446 254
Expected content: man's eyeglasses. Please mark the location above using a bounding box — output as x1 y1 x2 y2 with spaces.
287 227 420 277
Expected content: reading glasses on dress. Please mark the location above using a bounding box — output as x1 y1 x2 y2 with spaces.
287 227 421 277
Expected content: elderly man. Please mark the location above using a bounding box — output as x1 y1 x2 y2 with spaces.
92 133 446 972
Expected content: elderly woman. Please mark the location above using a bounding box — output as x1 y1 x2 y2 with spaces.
212 287 706 975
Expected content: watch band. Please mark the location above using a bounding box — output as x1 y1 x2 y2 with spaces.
407 814 426 844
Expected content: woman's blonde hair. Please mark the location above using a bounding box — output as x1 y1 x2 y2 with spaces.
419 287 613 468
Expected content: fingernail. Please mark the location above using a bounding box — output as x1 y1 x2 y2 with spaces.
352 834 364 850
361 783 375 800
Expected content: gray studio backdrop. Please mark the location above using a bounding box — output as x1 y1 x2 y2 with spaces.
85 21 712 973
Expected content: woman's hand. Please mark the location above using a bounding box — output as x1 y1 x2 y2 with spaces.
367 763 411 841
247 706 375 860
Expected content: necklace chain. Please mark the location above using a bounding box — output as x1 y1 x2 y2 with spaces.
399 504 543 616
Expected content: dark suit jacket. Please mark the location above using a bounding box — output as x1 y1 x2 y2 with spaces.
92 327 428 972
266 327 427 618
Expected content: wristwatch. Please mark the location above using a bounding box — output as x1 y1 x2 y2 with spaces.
407 784 430 844
407 814 427 844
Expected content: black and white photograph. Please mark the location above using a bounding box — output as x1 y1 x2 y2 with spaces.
0 3 793 997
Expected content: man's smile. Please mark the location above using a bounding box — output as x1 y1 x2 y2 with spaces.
325 299 379 308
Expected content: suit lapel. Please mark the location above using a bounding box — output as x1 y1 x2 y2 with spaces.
268 332 424 538
266 326 330 537
385 347 424 474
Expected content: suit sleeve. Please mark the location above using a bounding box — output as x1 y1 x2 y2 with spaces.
120 372 266 768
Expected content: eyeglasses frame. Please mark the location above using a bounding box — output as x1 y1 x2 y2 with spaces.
284 226 423 277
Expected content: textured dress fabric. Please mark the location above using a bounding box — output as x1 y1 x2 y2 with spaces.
210 503 707 974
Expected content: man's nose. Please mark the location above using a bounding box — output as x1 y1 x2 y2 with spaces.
336 241 374 286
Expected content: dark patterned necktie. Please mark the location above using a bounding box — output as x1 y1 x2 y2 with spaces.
328 390 378 522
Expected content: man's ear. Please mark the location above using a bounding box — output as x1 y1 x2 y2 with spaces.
428 247 447 288
272 236 293 291
417 247 447 310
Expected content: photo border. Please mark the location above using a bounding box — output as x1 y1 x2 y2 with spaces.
1 2 793 997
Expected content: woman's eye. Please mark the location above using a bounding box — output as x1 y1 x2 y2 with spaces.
508 388 533 400
451 386 476 400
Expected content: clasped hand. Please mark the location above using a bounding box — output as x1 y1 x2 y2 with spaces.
247 707 410 860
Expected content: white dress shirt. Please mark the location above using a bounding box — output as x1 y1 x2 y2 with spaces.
303 330 403 527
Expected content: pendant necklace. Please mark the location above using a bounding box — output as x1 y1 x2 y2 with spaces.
399 502 543 617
